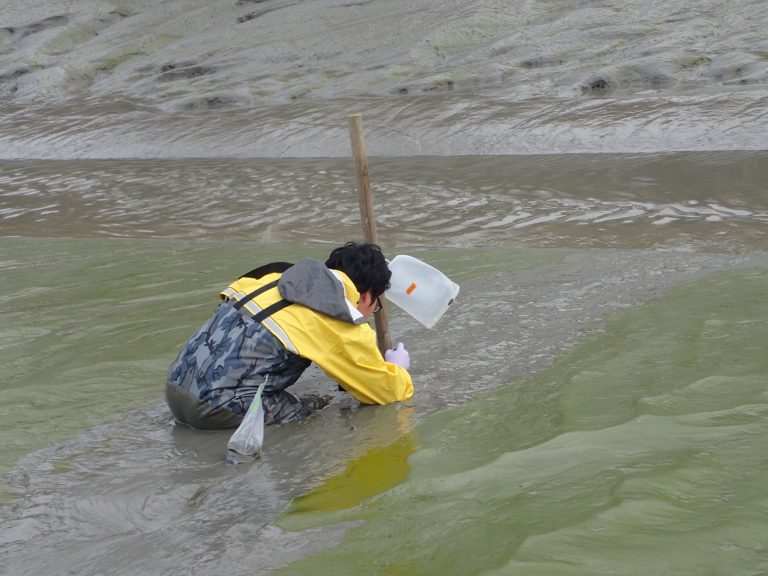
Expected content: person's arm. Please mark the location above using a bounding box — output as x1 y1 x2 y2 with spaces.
314 325 414 405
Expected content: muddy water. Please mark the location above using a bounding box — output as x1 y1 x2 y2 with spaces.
2 0 768 574
2 154 768 575
2 153 767 251
1 0 768 158
276 269 768 576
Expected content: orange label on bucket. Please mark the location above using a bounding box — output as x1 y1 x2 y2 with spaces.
405 282 417 295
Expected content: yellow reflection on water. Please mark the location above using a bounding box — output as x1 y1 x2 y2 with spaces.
279 407 417 529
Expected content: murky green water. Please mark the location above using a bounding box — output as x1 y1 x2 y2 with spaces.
275 270 768 575
0 237 320 496
1 150 767 574
0 0 768 576
0 234 565 501
2 0 768 569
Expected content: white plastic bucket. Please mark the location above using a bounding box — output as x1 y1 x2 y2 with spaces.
385 255 459 328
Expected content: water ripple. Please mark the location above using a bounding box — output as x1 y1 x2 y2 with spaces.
1 153 765 252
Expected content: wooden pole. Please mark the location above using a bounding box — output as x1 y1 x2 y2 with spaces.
348 113 393 355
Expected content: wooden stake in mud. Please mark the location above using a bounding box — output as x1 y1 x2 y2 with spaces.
348 113 393 355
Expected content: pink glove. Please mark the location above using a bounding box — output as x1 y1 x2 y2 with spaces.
384 342 411 369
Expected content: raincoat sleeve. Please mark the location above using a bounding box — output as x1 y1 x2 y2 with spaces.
313 323 414 405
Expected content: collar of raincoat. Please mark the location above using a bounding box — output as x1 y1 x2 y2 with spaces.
278 257 367 325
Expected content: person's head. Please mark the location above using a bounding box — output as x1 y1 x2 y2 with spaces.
326 242 391 314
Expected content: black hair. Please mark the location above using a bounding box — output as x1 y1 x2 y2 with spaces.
325 242 391 298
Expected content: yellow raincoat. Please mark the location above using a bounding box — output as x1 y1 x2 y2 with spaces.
220 258 413 405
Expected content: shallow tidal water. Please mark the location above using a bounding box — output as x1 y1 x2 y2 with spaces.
1 153 768 575
276 270 768 576
2 0 768 574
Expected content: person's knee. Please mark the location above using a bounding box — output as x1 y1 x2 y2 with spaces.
165 381 191 424
165 382 243 430
263 390 314 424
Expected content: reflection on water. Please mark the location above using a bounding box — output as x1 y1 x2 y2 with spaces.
279 431 417 525
2 152 768 252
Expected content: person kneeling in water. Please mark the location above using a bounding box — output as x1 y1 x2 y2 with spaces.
165 242 412 429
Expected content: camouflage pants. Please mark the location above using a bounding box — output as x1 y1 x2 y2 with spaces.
166 302 313 430
165 380 313 430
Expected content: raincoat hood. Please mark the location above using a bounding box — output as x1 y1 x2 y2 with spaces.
278 257 367 325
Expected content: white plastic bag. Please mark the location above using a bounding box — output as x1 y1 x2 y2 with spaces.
226 377 267 460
